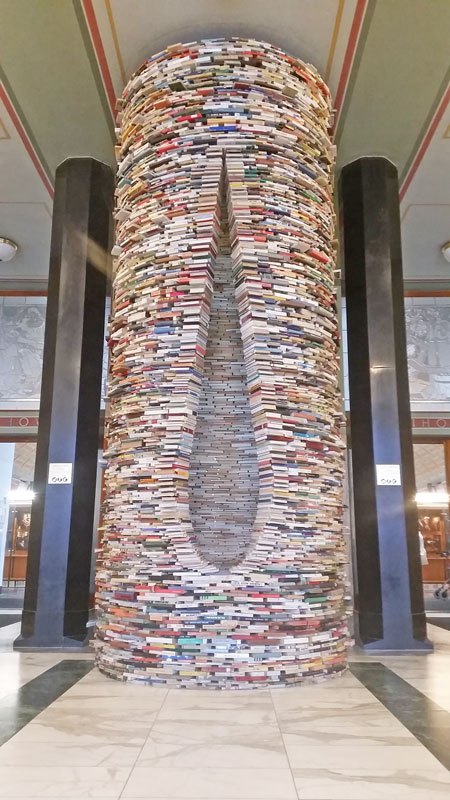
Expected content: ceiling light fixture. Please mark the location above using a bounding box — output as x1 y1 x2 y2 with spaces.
441 241 450 264
0 237 18 262
416 490 449 507
8 488 34 505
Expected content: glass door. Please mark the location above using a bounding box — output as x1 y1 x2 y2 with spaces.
0 441 36 590
413 440 450 587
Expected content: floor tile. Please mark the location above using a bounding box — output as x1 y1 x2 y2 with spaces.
281 718 417 746
285 743 441 770
12 725 150 747
161 688 273 708
292 767 450 799
66 676 169 699
0 739 141 767
270 669 363 692
19 704 158 742
122 766 297 798
1 637 450 800
0 660 94 746
157 700 277 725
0 765 131 797
52 694 165 711
137 721 288 768
271 686 378 712
351 661 450 771
276 702 416 743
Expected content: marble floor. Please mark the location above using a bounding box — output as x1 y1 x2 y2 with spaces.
0 621 449 798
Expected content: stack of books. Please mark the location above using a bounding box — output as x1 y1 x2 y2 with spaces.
95 37 349 688
189 189 259 569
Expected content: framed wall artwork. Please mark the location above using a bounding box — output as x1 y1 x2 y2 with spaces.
0 293 110 412
405 292 450 412
0 295 46 411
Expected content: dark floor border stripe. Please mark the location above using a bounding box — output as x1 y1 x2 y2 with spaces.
427 618 450 632
0 615 21 629
350 662 450 772
0 659 93 746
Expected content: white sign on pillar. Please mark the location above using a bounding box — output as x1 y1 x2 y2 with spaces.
376 464 402 486
48 463 73 485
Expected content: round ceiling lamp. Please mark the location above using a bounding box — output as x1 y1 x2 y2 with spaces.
441 241 450 264
0 237 18 262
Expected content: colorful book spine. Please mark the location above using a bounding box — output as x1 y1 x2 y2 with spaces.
95 37 349 688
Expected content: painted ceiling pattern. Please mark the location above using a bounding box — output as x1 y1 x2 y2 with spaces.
0 0 449 284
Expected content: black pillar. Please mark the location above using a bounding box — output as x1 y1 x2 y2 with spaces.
339 157 430 651
15 158 113 649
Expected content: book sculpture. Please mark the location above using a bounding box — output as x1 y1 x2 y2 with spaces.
95 38 348 687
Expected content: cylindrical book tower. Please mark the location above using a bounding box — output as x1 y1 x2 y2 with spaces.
95 38 348 687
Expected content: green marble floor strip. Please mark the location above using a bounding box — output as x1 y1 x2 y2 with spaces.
427 618 450 632
351 662 450 772
0 616 21 629
0 659 93 746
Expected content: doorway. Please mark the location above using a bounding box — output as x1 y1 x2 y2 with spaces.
413 437 450 626
0 441 36 619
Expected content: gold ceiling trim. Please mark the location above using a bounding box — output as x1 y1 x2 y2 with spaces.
0 118 11 140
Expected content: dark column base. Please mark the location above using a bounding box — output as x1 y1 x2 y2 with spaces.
13 635 89 652
355 641 432 655
355 610 432 652
14 608 93 650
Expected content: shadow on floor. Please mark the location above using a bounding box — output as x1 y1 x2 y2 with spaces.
0 587 24 610
0 614 21 629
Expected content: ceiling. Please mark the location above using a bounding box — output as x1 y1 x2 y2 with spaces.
413 442 446 492
11 441 36 484
0 0 449 287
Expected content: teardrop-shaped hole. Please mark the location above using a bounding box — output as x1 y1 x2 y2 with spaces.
188 183 259 569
